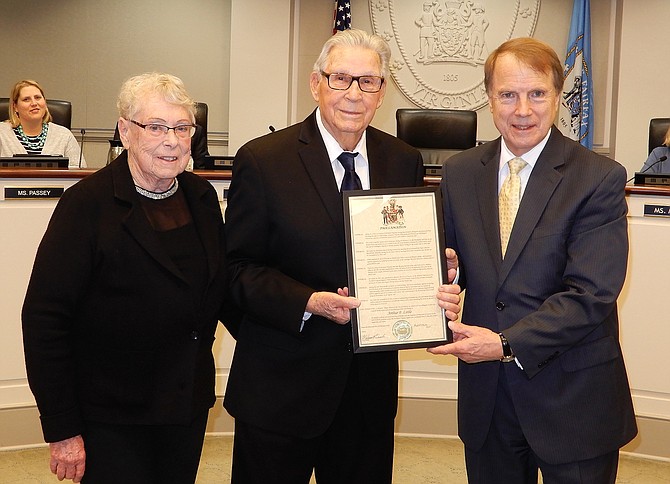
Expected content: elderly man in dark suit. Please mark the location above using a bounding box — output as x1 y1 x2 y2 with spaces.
224 29 460 484
428 37 637 484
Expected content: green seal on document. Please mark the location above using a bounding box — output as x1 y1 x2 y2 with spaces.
393 320 412 341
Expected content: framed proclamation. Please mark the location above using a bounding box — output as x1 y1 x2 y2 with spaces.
343 186 451 353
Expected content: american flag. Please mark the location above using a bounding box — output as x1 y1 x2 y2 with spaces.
333 0 352 34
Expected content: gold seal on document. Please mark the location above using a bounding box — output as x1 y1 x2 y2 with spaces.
393 320 412 341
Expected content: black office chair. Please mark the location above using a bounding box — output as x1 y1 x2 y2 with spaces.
193 102 208 139
648 118 670 154
396 108 477 168
0 97 72 129
111 102 210 167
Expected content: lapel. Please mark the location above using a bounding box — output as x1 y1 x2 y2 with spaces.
474 138 506 273
297 110 347 238
366 127 389 189
179 173 221 284
111 154 219 284
499 127 565 283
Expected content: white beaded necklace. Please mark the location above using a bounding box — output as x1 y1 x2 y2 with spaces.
134 178 179 200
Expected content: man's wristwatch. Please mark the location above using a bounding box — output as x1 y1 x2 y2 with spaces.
498 333 515 363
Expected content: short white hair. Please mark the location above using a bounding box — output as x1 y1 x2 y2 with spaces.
312 29 391 80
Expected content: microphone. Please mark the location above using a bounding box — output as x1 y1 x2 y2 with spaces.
269 125 276 133
78 128 86 169
627 155 667 183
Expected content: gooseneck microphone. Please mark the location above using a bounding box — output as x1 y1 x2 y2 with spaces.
627 155 667 183
78 128 86 169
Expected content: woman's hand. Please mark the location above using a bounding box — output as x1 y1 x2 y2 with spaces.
49 435 86 482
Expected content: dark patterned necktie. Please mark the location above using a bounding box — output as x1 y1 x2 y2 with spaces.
338 151 362 192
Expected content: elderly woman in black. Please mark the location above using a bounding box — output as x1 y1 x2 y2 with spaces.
22 72 237 483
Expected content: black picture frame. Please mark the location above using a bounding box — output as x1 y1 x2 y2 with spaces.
343 186 452 353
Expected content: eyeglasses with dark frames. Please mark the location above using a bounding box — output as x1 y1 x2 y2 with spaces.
321 72 384 93
129 119 196 138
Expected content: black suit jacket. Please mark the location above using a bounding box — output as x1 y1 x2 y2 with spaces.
440 127 637 464
224 111 423 438
22 152 236 443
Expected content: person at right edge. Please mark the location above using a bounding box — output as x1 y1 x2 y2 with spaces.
428 37 637 483
641 124 670 173
223 28 461 483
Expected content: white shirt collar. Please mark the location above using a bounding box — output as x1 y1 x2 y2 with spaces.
499 129 552 170
315 107 368 163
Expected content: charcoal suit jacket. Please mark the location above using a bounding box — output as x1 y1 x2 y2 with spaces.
440 126 637 464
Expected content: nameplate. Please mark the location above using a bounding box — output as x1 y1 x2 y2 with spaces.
4 187 64 199
634 172 670 186
644 204 670 217
202 155 234 171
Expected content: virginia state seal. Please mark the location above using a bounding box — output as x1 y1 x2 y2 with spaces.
369 0 541 110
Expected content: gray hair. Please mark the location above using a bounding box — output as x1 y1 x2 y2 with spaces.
117 72 195 121
312 29 391 80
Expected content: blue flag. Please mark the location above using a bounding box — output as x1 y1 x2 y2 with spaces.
559 0 593 149
333 0 352 34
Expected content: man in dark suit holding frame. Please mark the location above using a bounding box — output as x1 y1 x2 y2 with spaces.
223 29 461 484
428 37 637 483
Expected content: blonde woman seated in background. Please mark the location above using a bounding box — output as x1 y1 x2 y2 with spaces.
642 124 670 173
0 79 85 168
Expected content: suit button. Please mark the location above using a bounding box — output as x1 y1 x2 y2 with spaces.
190 331 200 340
495 302 505 311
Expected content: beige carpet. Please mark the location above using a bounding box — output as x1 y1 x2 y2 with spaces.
0 435 668 483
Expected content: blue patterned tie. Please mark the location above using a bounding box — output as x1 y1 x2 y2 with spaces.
338 151 362 192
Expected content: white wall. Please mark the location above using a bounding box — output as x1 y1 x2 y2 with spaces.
227 0 293 153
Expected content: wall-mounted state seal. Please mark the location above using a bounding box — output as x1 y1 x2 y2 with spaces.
370 0 541 110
